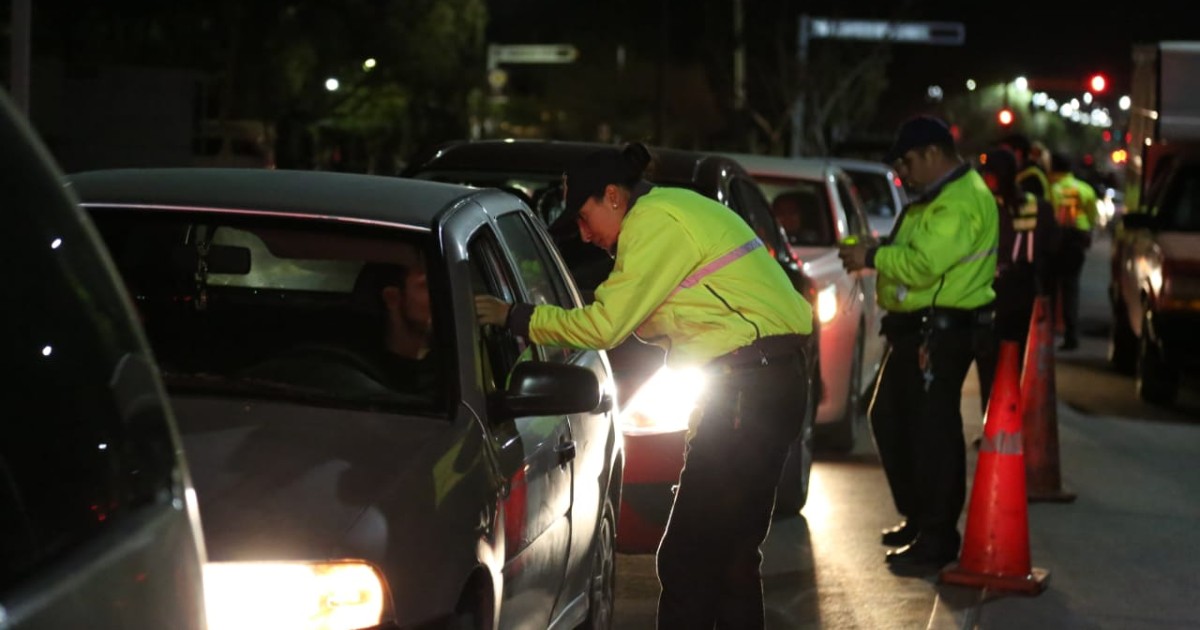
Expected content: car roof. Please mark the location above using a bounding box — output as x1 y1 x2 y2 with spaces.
406 139 750 187
66 168 480 228
718 152 832 181
826 157 895 176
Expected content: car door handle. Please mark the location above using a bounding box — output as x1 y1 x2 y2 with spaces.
556 441 577 466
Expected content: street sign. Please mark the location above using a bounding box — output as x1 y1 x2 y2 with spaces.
487 44 579 69
807 19 965 46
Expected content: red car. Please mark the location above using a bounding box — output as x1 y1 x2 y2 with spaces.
406 140 820 552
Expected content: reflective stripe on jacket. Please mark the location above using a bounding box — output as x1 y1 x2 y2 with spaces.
528 187 813 367
1017 165 1051 201
874 165 999 312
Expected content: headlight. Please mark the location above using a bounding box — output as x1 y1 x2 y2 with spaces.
203 561 387 630
816 284 839 324
619 366 708 434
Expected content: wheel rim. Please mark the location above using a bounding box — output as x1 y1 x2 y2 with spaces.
588 511 615 629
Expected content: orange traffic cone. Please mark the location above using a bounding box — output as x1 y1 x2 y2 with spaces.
940 341 1049 594
1021 296 1076 503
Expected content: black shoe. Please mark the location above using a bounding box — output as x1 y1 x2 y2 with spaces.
884 535 958 570
1058 339 1079 351
880 520 918 547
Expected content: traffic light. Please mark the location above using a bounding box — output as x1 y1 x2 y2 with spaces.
1089 73 1108 93
997 107 1015 126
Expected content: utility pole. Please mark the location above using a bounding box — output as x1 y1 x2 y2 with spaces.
655 0 669 144
790 14 811 157
10 0 32 115
732 0 747 151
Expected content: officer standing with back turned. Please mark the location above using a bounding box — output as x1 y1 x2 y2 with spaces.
838 116 999 571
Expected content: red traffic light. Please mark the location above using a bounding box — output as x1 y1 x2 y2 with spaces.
997 108 1015 126
1089 73 1107 93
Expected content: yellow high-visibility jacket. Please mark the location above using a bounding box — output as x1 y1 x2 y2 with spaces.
874 165 999 312
527 186 813 367
1050 173 1099 232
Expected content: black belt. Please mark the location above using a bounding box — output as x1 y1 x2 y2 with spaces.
882 305 995 338
706 334 810 372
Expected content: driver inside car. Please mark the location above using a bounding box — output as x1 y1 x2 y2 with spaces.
354 261 439 393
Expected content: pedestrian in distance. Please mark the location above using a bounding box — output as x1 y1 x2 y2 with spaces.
1047 151 1100 351
999 132 1052 202
474 142 815 629
838 115 999 572
975 147 1060 411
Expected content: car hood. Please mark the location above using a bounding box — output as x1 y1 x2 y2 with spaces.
790 245 844 283
1157 233 1200 264
172 395 448 562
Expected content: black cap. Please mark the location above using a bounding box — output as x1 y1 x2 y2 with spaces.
562 143 653 222
979 147 1018 184
884 115 955 164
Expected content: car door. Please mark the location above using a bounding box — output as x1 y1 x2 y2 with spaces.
833 172 885 378
0 93 206 629
493 210 616 623
466 227 574 629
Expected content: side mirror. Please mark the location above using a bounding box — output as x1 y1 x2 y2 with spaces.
497 361 602 417
1119 212 1156 231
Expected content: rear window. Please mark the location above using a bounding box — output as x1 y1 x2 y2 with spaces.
90 210 450 414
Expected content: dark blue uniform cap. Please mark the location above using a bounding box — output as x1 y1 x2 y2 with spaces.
884 115 955 164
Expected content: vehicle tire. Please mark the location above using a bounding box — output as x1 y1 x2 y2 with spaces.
773 389 816 517
580 497 616 630
1136 313 1179 405
1108 298 1137 374
816 326 864 454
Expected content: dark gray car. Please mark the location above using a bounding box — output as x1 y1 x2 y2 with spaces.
69 168 623 629
0 93 207 627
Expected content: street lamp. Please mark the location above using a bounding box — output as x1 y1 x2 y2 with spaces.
1014 76 1028 92
362 58 377 71
324 78 340 92
1119 95 1132 111
966 79 977 91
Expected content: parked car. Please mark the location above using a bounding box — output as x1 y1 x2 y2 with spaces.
404 140 820 549
1109 143 1200 404
721 153 885 452
0 92 208 627
69 167 623 630
828 157 909 238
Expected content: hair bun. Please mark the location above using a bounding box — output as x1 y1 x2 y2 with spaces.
621 142 653 177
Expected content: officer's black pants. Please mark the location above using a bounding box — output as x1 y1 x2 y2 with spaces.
1054 231 1090 343
656 352 809 630
869 327 976 546
978 286 1034 413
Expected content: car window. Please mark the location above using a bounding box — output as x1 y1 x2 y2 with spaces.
3 187 178 591
730 177 790 253
1157 163 1200 231
836 179 867 237
89 210 448 413
467 229 533 393
495 212 578 364
844 170 897 219
753 176 835 246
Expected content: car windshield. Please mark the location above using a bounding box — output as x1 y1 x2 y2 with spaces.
1157 163 1200 232
754 176 836 246
90 209 448 414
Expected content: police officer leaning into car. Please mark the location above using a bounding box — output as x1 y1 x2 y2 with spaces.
475 142 814 629
838 116 999 571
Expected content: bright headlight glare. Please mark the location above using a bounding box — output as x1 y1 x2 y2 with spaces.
620 366 708 434
817 284 839 324
203 561 386 630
